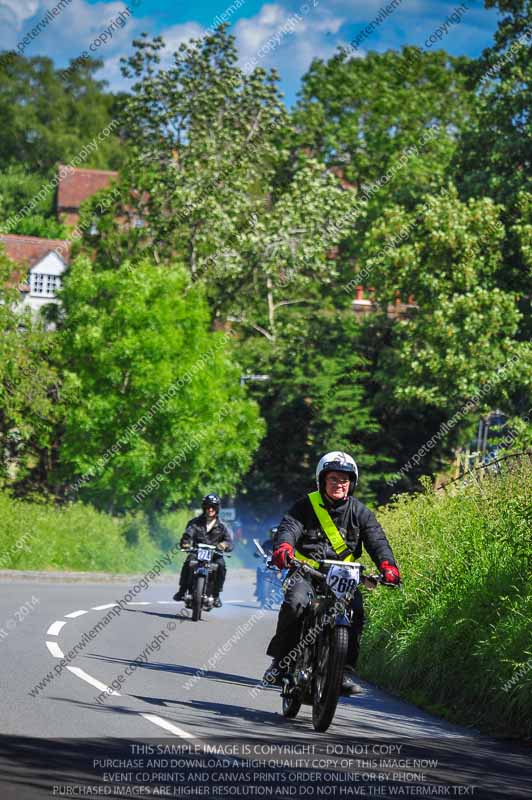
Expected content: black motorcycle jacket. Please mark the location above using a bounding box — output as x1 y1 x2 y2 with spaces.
275 493 396 568
180 515 233 551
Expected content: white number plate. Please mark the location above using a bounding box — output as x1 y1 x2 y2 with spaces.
326 564 361 598
198 547 213 561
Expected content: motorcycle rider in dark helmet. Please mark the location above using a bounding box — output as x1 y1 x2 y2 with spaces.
173 493 233 608
263 451 400 694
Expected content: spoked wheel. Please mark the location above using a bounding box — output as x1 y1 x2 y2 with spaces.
192 575 205 621
312 625 349 732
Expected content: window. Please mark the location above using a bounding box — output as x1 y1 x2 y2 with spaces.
31 273 61 297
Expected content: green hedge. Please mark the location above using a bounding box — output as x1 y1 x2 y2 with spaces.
0 493 184 573
359 461 532 738
0 493 249 573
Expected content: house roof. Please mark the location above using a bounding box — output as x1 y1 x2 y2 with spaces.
0 234 71 267
57 166 118 210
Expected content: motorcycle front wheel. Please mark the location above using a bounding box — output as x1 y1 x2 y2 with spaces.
192 575 205 622
312 625 348 732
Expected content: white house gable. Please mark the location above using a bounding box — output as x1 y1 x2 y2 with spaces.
28 251 67 304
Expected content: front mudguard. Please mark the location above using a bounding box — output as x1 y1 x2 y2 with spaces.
334 611 351 627
195 566 209 578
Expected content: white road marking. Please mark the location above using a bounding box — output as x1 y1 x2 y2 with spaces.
224 600 249 604
157 601 174 604
43 600 196 739
67 666 121 696
46 620 67 636
141 713 196 739
46 641 64 658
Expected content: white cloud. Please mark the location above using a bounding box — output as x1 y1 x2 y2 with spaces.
234 2 346 73
0 0 39 47
0 0 144 56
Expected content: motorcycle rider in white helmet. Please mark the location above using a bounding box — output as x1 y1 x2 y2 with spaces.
264 451 400 694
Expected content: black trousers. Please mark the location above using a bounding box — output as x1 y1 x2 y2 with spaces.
266 573 364 668
178 554 226 595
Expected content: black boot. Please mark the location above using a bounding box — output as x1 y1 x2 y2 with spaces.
262 658 284 686
341 665 362 695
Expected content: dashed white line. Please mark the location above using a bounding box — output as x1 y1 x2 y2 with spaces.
157 601 174 605
47 620 67 636
141 713 196 739
46 641 64 658
67 666 121 696
44 600 196 739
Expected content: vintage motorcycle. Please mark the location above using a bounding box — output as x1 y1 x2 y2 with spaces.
181 544 230 622
279 557 396 732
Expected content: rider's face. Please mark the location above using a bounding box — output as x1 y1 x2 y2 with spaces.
324 471 350 501
204 505 217 518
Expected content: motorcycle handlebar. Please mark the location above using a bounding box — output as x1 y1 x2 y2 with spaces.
180 546 232 556
289 558 400 589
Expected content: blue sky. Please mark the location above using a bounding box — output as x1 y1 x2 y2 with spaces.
0 0 500 103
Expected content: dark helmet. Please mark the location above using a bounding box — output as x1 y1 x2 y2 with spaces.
202 493 221 513
316 450 359 496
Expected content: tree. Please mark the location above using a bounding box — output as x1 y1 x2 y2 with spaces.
356 185 532 490
80 27 359 342
0 53 124 174
455 0 532 303
54 256 264 513
0 247 68 496
0 165 68 238
294 47 473 204
236 308 393 512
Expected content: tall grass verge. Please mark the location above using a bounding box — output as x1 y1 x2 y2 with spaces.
360 461 532 738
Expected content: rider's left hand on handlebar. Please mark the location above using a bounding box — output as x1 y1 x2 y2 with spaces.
379 560 401 585
216 542 228 552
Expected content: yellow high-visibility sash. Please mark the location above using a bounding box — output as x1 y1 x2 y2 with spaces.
294 491 355 568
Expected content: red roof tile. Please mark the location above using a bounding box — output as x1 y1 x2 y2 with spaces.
57 166 118 210
0 234 71 267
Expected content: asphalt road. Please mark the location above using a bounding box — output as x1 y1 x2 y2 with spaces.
0 570 530 800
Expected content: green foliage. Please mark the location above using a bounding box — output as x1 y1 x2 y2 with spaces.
238 310 391 509
359 459 532 737
0 247 71 495
54 255 264 513
0 53 124 174
362 186 528 409
83 27 359 344
0 491 168 573
455 0 532 301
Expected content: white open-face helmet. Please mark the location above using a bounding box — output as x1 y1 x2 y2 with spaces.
316 451 359 495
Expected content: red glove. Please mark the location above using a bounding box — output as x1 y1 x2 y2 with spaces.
379 560 401 585
272 543 294 569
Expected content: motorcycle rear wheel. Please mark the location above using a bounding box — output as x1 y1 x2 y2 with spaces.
312 625 348 732
192 575 205 622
